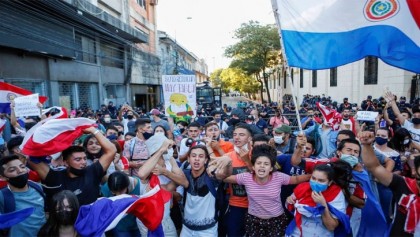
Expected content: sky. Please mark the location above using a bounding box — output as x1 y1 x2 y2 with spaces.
156 0 276 74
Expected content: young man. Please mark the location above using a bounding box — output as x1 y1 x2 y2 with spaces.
360 130 420 236
250 109 268 134
149 109 172 139
203 121 234 157
386 91 420 145
0 155 46 236
118 105 139 135
273 125 296 155
212 111 229 137
29 126 116 207
208 124 253 236
178 122 204 163
122 119 153 177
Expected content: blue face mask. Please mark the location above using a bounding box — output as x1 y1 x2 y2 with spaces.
375 137 388 145
309 180 328 193
106 134 118 141
340 154 359 167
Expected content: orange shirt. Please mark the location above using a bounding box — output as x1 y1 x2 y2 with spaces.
214 140 234 157
227 151 250 208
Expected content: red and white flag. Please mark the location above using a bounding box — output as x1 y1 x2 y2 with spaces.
20 118 96 156
316 102 342 130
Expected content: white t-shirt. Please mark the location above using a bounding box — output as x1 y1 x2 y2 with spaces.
403 120 420 144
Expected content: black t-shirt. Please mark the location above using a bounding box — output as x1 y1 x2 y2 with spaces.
388 174 414 237
44 162 105 208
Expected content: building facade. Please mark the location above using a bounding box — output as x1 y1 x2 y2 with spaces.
158 31 209 84
265 57 419 106
0 0 160 111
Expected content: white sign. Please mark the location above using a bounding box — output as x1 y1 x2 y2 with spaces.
14 94 40 117
356 111 378 121
162 75 196 119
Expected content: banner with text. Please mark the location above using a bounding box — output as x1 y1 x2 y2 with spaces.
14 93 40 117
162 75 196 120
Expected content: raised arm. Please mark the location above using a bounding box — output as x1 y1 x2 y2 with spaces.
359 131 393 186
384 91 406 126
90 127 117 172
153 157 188 188
138 140 173 180
291 133 306 166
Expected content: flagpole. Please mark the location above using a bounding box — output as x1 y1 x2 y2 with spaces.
271 0 303 133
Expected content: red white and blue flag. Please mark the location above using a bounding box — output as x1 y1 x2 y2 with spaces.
272 0 420 73
75 186 165 237
316 102 342 130
0 82 48 114
20 117 95 156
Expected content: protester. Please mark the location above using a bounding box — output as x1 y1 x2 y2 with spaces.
203 121 234 157
38 190 79 237
224 144 310 236
29 127 116 207
0 155 46 236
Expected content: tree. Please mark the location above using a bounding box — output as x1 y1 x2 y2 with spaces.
225 21 281 103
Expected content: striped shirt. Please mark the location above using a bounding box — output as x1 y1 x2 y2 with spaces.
236 171 291 219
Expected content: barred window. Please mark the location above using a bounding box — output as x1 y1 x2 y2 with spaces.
364 56 378 85
312 70 317 87
330 68 337 87
300 69 303 88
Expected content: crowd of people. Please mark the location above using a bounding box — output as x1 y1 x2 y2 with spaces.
0 89 420 237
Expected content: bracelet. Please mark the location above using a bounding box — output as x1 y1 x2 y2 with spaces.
93 129 100 136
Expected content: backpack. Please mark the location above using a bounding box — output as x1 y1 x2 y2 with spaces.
182 166 229 221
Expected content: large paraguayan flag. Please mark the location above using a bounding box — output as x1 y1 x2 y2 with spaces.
272 0 420 73
0 82 48 114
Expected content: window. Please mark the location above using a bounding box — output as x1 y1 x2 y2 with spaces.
137 0 146 9
300 69 303 88
312 70 317 87
100 42 124 68
75 32 96 64
364 56 378 85
290 68 294 85
283 70 287 89
330 68 337 87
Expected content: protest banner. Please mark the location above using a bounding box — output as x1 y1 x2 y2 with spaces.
162 75 196 121
14 94 40 117
356 111 379 122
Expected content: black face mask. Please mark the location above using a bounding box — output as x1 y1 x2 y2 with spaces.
69 166 86 176
179 128 185 134
412 118 420 125
57 210 75 225
6 173 29 188
230 118 240 126
127 115 134 120
143 132 154 140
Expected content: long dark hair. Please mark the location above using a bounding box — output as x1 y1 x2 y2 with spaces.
38 190 80 236
314 160 354 199
83 134 103 161
389 128 412 152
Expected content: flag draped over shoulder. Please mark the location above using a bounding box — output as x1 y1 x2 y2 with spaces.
20 117 95 156
0 207 34 229
352 170 388 237
75 186 165 237
272 0 420 73
0 82 48 113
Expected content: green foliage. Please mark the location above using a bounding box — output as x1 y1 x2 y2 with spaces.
224 21 281 102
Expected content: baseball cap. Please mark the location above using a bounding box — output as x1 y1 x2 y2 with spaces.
246 115 254 121
274 125 291 134
150 109 161 116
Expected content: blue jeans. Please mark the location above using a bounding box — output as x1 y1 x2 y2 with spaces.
225 205 248 237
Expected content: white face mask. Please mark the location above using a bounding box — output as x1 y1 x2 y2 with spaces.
274 136 284 144
104 118 111 123
403 139 411 145
234 143 249 154
163 148 174 161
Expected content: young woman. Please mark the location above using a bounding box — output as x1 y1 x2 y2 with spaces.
102 171 142 237
224 144 310 236
83 134 103 165
286 162 351 237
389 128 420 178
38 190 80 237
